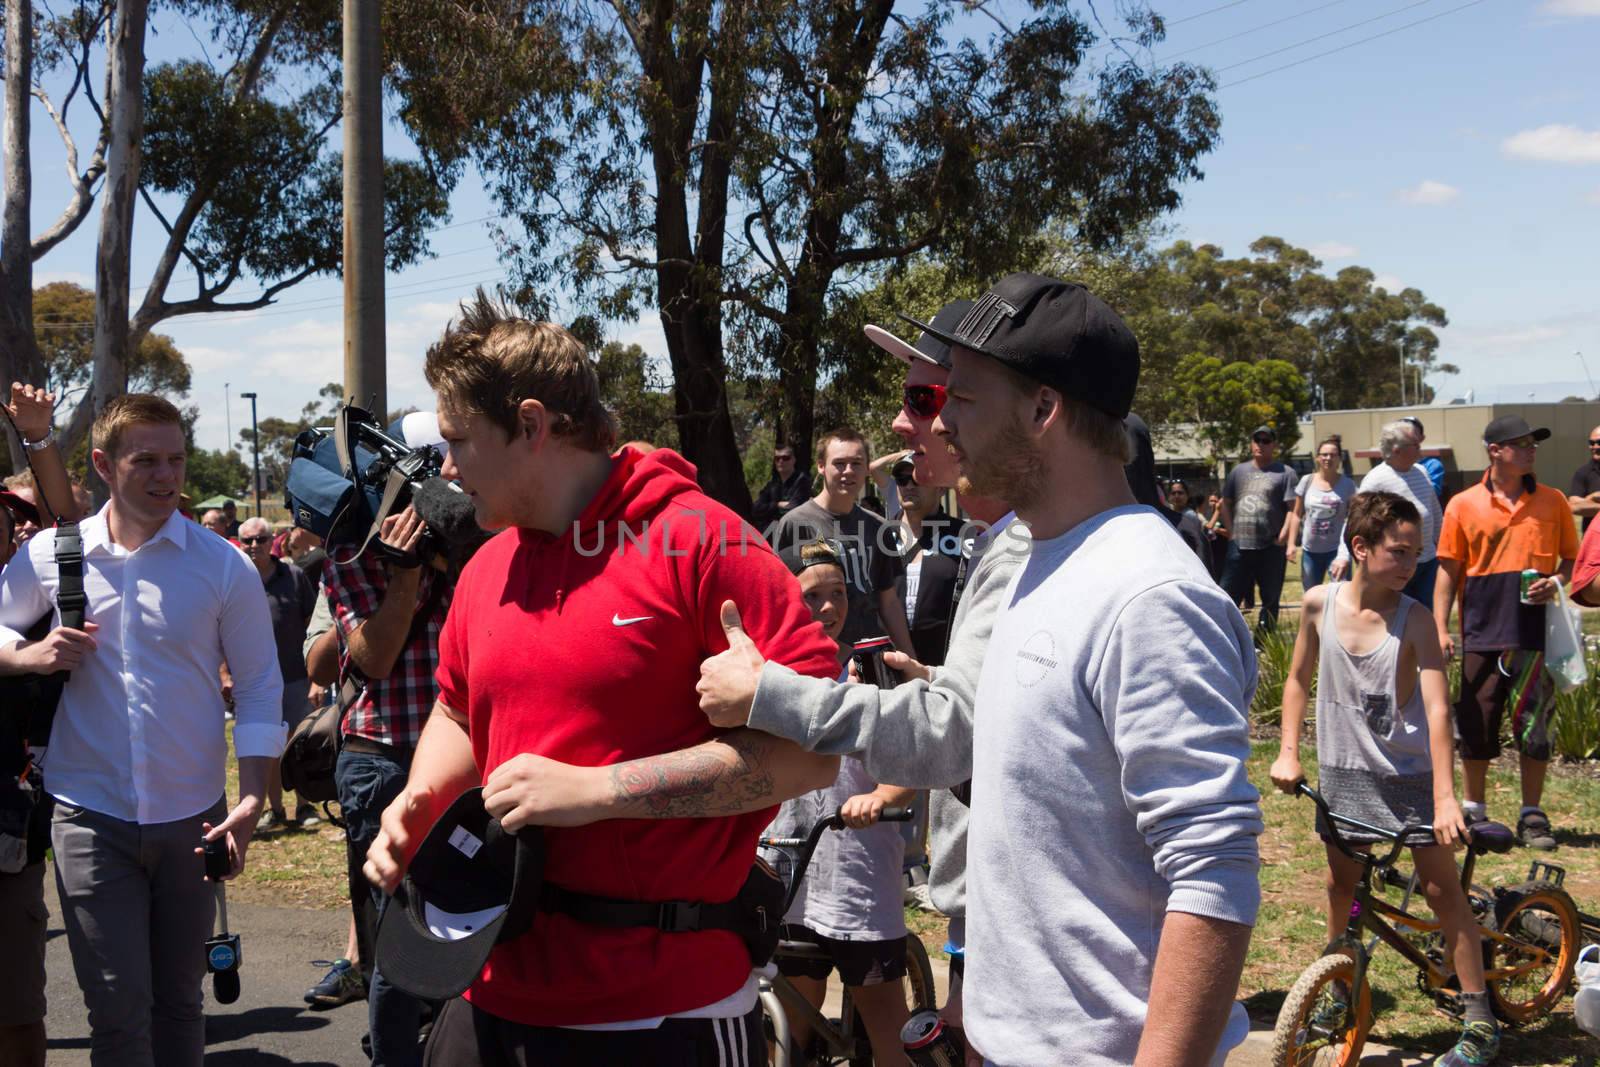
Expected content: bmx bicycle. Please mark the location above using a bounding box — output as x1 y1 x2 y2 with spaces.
759 805 939 1066
1271 783 1580 1066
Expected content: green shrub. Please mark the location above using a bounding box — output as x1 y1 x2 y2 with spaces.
1251 623 1304 728
1552 647 1600 761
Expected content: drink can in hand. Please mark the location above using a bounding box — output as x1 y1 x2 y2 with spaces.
902 1009 963 1067
851 636 897 689
1521 569 1541 605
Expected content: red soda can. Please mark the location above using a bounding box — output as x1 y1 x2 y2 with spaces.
852 635 898 689
901 1009 963 1067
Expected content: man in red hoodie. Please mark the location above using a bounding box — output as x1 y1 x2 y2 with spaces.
363 291 841 1065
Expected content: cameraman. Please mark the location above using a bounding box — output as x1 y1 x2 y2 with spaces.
324 493 452 1067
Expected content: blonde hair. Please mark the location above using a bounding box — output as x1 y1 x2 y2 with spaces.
424 288 615 452
92 394 183 459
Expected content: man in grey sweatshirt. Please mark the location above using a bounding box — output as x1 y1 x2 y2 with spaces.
703 275 1262 1066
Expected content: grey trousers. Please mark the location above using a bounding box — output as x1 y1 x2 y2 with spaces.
51 796 226 1067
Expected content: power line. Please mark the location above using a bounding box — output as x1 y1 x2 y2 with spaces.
1219 0 1489 87
1168 0 1258 27
1163 0 1355 60
1214 0 1438 73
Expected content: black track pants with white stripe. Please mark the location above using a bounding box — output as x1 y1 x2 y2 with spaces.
422 995 766 1067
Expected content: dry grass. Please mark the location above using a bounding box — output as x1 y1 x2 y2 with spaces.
224 733 1600 1060
1245 742 1599 1064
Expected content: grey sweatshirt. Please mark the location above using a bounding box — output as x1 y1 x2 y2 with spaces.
965 506 1262 1066
750 516 1030 921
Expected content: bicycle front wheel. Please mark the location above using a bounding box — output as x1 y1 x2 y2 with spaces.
902 936 938 1013
1270 952 1371 1067
1488 880 1581 1025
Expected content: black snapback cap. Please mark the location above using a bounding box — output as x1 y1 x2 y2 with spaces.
374 787 544 1001
865 299 975 369
900 273 1140 419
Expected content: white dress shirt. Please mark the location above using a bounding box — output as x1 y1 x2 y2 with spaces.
0 505 285 824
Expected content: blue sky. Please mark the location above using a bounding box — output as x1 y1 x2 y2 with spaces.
17 0 1600 453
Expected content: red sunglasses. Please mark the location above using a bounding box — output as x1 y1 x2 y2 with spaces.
903 384 948 420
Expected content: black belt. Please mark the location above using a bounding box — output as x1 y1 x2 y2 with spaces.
341 735 413 760
539 882 743 936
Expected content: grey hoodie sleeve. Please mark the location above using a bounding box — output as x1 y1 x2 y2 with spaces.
1093 579 1264 926
747 534 1027 788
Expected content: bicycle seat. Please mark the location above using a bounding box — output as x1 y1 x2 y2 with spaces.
775 940 832 962
1468 820 1515 855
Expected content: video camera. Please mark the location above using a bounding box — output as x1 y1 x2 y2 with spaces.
285 403 485 565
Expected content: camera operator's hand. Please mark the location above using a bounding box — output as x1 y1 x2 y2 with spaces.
0 621 100 673
365 788 438 894
378 506 426 569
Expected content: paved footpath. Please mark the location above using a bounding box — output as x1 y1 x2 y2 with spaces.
41 865 1420 1065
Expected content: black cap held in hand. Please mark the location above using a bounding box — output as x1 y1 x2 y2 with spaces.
899 273 1140 419
374 788 545 1002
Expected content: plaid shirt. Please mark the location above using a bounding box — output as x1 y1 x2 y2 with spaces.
321 552 451 748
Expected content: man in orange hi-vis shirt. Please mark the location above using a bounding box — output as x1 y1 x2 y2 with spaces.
1434 415 1578 851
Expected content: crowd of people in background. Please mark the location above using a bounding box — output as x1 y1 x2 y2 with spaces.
6 275 1600 1067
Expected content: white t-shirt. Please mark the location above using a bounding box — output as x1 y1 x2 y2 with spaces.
1295 474 1356 554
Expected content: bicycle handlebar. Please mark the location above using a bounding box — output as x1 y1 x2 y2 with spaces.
763 804 915 915
1295 781 1430 869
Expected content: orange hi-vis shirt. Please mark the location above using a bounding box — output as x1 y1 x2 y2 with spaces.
1436 473 1579 653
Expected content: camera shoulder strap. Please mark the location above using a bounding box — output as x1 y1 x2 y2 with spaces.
54 521 86 633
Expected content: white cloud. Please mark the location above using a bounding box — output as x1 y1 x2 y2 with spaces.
1501 124 1600 164
1372 273 1405 293
1396 180 1461 205
1539 0 1600 14
1454 324 1564 350
1308 241 1358 261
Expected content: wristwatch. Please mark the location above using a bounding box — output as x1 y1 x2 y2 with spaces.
23 432 55 452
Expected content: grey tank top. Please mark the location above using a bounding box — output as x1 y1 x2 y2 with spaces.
1314 583 1431 776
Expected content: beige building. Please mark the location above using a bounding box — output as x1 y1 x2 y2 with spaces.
1309 402 1600 496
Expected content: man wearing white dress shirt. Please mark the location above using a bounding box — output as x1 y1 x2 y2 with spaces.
0 394 284 1067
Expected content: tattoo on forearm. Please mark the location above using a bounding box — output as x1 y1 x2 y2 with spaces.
608 732 776 817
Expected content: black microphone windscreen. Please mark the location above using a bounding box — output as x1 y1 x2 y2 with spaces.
413 477 487 548
214 969 241 1004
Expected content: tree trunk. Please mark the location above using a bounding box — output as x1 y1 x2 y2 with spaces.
1 0 43 473
640 14 752 518
86 0 149 497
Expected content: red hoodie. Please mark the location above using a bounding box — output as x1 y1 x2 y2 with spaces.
435 447 839 1026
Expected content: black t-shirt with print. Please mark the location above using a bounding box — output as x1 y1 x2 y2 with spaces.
772 500 903 647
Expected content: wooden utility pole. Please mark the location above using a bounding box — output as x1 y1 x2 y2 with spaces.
342 0 385 415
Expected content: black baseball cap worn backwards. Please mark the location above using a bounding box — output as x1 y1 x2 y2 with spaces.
900 273 1140 419
374 787 545 1001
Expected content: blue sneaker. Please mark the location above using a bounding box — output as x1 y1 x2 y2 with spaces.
305 958 366 1007
1436 1020 1499 1066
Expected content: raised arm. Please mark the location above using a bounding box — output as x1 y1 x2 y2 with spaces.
6 384 78 524
1269 586 1324 793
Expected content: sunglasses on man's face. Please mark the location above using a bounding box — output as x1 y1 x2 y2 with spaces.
903 384 948 420
240 535 272 545
893 470 916 487
1588 440 1600 447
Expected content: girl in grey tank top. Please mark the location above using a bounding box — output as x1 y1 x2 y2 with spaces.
1313 582 1436 845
